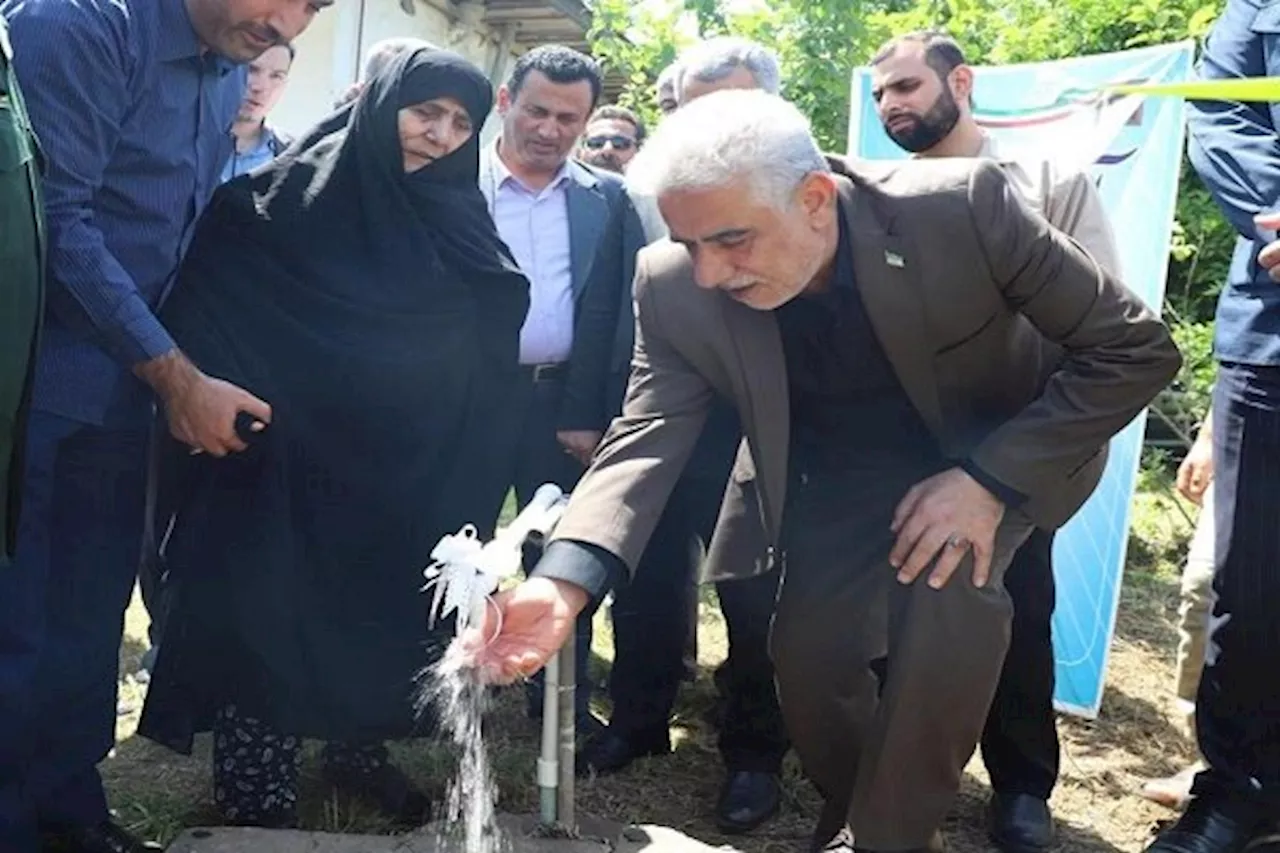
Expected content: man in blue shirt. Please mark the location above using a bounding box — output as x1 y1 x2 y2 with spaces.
0 0 328 849
1150 2 1280 852
136 36 294 676
222 42 294 182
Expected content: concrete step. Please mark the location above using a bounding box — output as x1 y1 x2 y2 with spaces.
165 813 742 853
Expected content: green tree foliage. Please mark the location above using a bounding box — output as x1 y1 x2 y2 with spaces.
587 0 1233 428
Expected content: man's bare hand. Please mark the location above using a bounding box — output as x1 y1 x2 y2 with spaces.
889 467 1005 590
1176 418 1214 505
167 376 271 456
464 577 589 685
137 350 271 457
556 430 602 466
1257 212 1280 281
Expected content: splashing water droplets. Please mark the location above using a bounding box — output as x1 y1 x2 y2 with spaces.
418 642 506 853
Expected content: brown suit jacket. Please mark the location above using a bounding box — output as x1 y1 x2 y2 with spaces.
544 155 1181 585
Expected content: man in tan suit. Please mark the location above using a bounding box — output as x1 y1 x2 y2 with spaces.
471 90 1180 852
870 30 1121 853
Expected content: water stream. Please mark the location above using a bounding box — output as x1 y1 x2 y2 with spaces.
419 643 506 853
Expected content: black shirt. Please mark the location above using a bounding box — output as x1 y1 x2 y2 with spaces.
774 206 944 478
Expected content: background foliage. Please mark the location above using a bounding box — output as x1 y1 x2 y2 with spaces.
587 0 1232 444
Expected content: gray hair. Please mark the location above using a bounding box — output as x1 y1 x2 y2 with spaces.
674 37 781 104
656 63 679 98
626 89 828 210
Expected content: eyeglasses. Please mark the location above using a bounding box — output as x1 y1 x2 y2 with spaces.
583 134 636 151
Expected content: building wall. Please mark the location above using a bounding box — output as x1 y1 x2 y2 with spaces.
272 0 520 143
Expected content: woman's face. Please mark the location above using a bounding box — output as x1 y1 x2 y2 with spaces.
397 96 475 172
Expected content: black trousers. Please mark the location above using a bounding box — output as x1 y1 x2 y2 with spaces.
512 370 593 719
980 527 1060 800
607 400 788 772
1192 362 1280 816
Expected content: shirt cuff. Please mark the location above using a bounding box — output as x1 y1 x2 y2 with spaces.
960 459 1028 508
531 539 626 604
112 292 177 366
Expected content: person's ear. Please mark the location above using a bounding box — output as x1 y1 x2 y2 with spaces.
797 172 839 230
950 65 975 109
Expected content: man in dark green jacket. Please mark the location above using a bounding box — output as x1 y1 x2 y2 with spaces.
0 16 43 570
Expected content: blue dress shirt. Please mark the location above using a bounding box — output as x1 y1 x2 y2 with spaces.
221 124 287 183
1 0 244 425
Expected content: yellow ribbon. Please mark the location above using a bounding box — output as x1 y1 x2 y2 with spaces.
1105 77 1280 101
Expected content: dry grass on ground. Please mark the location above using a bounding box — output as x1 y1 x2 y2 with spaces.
106 488 1197 852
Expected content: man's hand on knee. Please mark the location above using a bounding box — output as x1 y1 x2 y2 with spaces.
888 467 1005 590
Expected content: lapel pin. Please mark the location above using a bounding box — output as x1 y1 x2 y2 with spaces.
885 250 905 268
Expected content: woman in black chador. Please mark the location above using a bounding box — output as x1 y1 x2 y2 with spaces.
138 46 528 829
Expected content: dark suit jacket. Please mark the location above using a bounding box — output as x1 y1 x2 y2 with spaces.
557 180 648 431
536 155 1181 594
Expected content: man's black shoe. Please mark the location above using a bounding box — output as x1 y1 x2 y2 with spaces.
1144 796 1265 853
576 727 670 776
988 792 1054 853
715 770 780 834
41 820 161 853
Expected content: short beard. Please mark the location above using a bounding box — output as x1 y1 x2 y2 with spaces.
885 88 962 154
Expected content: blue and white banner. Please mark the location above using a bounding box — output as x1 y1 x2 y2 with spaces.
848 42 1193 717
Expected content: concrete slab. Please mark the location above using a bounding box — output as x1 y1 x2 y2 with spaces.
166 813 742 853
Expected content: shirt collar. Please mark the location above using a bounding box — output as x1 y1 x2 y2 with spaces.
157 0 203 61
907 131 1005 163
242 124 278 156
489 138 571 193
976 132 1002 161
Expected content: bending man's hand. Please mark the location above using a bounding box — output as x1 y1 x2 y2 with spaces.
889 467 1005 590
465 577 589 684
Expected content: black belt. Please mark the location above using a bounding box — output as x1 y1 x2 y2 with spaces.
520 362 568 382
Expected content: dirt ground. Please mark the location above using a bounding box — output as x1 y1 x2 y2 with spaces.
105 490 1197 852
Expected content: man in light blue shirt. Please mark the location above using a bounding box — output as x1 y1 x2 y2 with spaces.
222 42 294 182
136 39 294 681
478 44 642 735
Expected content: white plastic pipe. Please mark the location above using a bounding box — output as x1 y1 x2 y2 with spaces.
537 650 559 824
555 638 576 828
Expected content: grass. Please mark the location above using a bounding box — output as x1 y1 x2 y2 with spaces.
106 484 1200 852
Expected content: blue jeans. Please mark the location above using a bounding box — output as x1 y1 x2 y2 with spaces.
0 412 149 847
